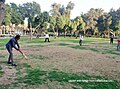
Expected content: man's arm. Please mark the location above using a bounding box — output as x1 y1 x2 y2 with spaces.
11 39 19 50
16 41 20 49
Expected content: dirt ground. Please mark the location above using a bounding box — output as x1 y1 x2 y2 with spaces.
0 42 120 86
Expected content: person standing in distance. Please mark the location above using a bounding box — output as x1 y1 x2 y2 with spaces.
79 34 83 46
117 36 120 50
44 32 50 42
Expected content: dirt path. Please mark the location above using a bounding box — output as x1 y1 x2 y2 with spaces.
0 65 17 86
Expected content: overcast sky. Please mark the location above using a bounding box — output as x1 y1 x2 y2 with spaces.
6 0 120 19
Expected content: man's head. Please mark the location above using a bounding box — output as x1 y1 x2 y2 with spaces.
15 34 20 40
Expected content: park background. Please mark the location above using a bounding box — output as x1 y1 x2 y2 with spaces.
0 0 120 89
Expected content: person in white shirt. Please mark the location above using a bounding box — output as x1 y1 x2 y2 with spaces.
45 32 50 42
79 34 83 46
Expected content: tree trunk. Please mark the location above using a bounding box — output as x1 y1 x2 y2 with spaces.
108 29 110 38
70 31 72 37
64 30 66 38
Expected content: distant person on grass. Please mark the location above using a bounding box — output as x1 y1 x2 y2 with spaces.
110 32 114 44
44 32 50 42
117 36 120 50
79 34 83 46
6 34 21 66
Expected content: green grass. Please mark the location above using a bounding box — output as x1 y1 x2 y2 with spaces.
0 55 6 58
16 69 47 85
59 38 95 44
0 38 9 51
0 38 9 46
70 45 120 55
1 37 120 89
0 61 7 64
15 69 120 89
17 63 32 69
28 54 48 60
0 48 6 50
58 43 70 46
0 71 4 77
0 66 2 70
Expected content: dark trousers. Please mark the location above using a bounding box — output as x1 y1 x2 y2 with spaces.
117 44 120 50
110 38 113 44
79 40 82 46
45 38 50 42
6 47 13 64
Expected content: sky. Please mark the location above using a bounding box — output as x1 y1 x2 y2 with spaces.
6 0 120 19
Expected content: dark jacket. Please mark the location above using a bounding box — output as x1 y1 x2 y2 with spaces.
6 37 20 50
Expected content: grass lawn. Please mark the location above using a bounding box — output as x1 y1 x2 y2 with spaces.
0 36 120 89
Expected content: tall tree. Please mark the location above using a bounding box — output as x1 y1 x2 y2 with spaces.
109 8 120 35
56 16 66 36
73 16 85 38
19 1 41 27
82 8 104 36
50 3 61 16
33 11 49 29
10 3 24 25
65 1 75 18
2 4 11 26
0 0 5 24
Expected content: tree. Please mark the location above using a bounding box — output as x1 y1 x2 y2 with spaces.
109 8 120 36
113 20 120 35
19 1 41 26
97 15 106 34
18 1 41 40
10 3 24 25
104 14 112 37
73 16 85 38
82 8 104 36
65 1 75 18
49 16 56 33
2 4 11 26
50 3 61 16
0 0 5 24
43 22 49 32
56 16 65 37
49 1 75 37
33 11 49 29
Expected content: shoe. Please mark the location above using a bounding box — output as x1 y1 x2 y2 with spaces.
11 64 17 66
7 62 12 64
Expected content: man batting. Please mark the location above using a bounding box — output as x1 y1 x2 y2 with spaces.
6 34 26 66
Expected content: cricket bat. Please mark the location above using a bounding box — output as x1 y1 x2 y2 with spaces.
19 49 28 60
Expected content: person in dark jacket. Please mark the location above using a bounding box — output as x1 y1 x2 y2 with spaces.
110 33 114 44
6 34 20 66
